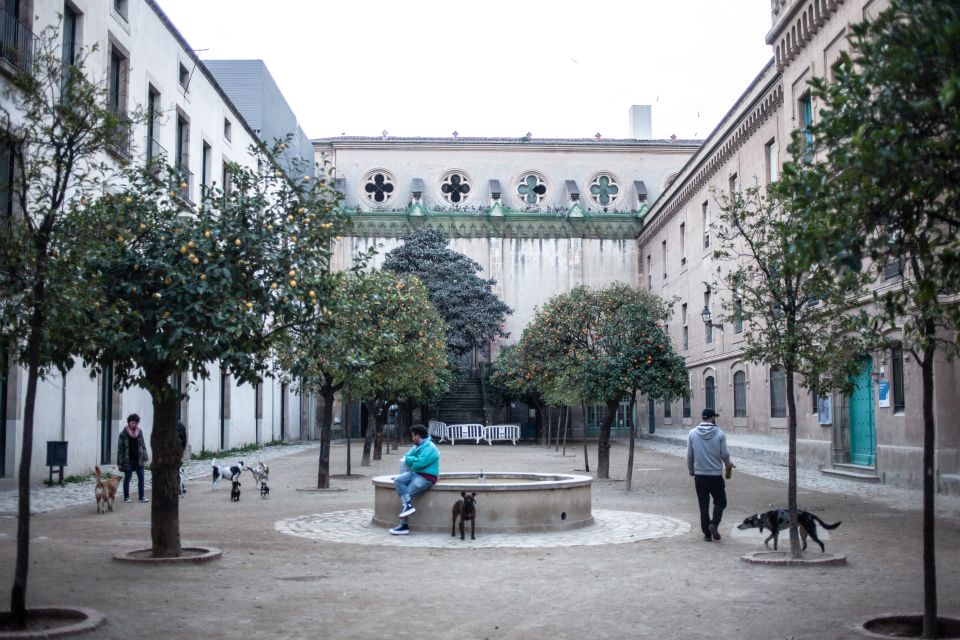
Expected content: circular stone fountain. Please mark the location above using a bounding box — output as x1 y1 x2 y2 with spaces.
371 472 593 533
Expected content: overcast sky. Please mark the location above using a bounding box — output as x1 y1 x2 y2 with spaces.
154 0 774 141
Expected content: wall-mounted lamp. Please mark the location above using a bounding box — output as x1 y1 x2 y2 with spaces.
701 306 723 330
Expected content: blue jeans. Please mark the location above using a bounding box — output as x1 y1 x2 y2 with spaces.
123 465 145 500
394 471 434 524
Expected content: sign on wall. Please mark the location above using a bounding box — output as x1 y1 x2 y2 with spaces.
817 395 833 425
878 380 891 408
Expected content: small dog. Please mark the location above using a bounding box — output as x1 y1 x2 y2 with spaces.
94 466 120 514
452 491 477 540
230 480 242 502
245 461 269 486
212 458 244 490
260 481 270 499
737 508 842 552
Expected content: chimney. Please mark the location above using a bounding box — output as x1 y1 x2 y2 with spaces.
629 105 652 139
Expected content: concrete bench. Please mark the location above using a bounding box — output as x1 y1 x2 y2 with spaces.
483 424 520 445
446 423 485 445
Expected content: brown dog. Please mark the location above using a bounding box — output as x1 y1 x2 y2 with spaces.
95 466 120 513
451 491 477 540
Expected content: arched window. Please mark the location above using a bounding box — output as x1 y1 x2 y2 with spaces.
770 366 787 417
704 375 716 411
733 371 747 418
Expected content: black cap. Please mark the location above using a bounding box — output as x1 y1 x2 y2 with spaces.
701 408 719 419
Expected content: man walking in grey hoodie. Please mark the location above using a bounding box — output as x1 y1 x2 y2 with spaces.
687 408 735 541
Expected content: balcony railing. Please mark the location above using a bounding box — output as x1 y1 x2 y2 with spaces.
107 106 133 159
173 165 194 205
0 8 35 74
146 137 167 177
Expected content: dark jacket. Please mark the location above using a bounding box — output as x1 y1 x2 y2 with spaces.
117 429 149 472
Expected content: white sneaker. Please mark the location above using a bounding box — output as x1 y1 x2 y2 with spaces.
398 503 415 518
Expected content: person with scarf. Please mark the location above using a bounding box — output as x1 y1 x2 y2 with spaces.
117 413 150 503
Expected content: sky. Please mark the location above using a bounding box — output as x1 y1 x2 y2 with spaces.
154 0 774 141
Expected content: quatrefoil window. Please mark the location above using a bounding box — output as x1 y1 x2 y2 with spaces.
516 172 547 206
361 169 397 208
439 171 471 205
589 172 621 207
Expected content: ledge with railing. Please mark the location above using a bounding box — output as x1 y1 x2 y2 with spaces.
173 164 194 205
0 8 36 75
107 106 133 159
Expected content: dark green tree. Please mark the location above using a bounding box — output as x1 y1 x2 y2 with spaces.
713 184 870 558
72 145 347 558
382 228 512 372
783 0 960 631
0 24 131 629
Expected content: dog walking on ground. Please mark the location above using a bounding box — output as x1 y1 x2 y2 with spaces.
737 508 841 552
212 458 244 490
94 466 120 513
260 481 270 499
230 480 242 502
452 491 477 540
245 461 269 486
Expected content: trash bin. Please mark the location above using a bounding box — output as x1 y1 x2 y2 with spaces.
46 441 68 486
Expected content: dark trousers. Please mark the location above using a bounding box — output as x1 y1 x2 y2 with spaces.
123 466 145 500
694 475 727 536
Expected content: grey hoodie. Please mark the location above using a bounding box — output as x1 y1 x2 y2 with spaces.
687 423 731 476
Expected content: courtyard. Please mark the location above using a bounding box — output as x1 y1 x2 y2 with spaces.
1 438 958 640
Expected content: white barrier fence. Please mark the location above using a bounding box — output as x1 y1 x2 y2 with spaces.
427 421 520 446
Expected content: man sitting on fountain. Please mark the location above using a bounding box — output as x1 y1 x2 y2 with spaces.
390 424 440 536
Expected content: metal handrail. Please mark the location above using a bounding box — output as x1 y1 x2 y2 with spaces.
0 8 35 73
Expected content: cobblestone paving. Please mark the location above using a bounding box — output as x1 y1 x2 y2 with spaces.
0 442 321 518
639 436 960 518
276 508 690 548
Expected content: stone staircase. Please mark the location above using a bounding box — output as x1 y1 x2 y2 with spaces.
436 377 485 425
821 462 880 483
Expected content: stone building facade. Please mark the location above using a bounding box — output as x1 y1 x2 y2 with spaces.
637 0 959 494
0 0 309 483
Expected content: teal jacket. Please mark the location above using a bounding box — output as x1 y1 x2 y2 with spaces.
404 436 440 477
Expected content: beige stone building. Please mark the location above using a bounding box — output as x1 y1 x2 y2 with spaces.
637 0 959 494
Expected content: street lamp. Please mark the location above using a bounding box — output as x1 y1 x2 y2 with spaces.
701 306 723 331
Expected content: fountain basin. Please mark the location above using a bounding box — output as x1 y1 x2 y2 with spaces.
371 472 593 533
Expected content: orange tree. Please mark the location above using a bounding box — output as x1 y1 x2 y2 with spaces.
335 270 449 465
273 268 448 484
70 146 347 557
0 24 134 628
522 283 687 479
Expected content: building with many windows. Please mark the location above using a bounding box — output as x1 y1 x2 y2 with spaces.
0 0 310 483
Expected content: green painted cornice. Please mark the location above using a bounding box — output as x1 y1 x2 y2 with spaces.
340 205 645 240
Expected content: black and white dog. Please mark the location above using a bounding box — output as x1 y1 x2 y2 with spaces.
212 458 244 491
737 508 842 552
260 481 270 499
230 480 241 502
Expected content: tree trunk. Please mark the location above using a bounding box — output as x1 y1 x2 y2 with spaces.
581 404 591 474
596 398 619 479
625 393 637 492
561 406 569 456
317 385 336 489
10 333 41 629
785 366 801 559
344 399 352 476
10 251 49 629
361 400 374 466
920 334 939 639
372 400 387 461
147 368 182 558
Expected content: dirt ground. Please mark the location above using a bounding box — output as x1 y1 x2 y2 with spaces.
1 440 958 640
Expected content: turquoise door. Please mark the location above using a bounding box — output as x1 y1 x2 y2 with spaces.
848 357 876 466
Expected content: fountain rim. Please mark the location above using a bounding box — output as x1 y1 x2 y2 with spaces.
371 471 593 491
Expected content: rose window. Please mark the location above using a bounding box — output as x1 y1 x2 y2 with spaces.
361 169 397 208
516 173 547 206
589 173 621 207
439 171 471 205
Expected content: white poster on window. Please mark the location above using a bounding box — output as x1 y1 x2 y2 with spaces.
817 396 833 425
878 380 891 408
